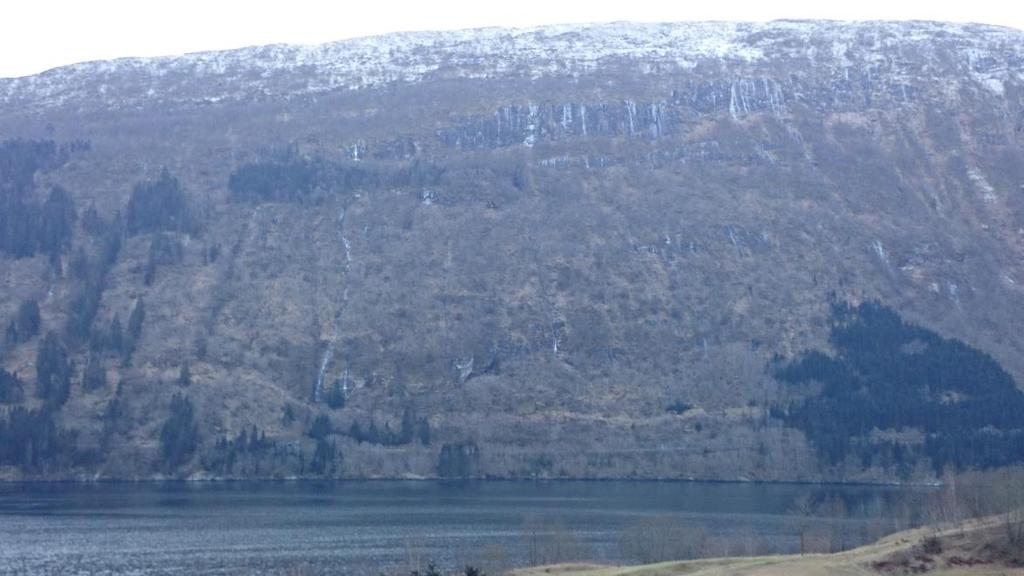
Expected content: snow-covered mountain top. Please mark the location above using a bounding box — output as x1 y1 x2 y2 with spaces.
1 20 1021 111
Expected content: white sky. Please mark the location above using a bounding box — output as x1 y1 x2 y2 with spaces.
2 0 1022 78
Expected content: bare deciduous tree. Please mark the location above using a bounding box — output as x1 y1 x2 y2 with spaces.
620 516 708 563
521 515 588 566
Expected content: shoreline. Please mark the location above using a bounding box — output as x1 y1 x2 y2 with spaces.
0 474 943 488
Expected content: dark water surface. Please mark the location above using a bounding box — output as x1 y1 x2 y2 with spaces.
0 481 933 575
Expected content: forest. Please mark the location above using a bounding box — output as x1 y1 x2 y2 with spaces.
774 301 1024 473
0 139 194 474
227 150 445 203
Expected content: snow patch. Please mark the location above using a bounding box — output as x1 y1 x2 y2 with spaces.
1 20 1020 112
967 168 998 203
872 240 889 266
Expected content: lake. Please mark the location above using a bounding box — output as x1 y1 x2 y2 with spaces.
0 480 934 575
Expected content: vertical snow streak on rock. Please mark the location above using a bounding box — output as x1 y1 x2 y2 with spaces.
440 238 453 345
626 99 637 135
314 206 352 403
651 101 663 138
314 348 332 403
729 81 739 120
948 282 961 308
872 239 889 267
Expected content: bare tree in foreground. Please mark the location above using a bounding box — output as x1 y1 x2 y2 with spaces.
620 516 708 563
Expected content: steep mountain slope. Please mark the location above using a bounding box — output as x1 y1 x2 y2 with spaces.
1 20 1023 481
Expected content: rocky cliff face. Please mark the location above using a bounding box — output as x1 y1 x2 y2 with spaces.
1 20 1023 481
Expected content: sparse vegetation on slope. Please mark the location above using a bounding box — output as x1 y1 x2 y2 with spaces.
1 20 1024 481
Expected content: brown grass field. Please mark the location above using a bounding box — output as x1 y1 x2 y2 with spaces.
510 514 1024 576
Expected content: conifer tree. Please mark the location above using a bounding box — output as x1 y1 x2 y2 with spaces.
178 362 192 387
83 353 106 392
160 393 198 470
35 331 72 407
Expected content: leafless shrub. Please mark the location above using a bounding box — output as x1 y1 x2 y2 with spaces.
619 515 708 563
473 543 511 576
950 467 1024 551
521 514 588 566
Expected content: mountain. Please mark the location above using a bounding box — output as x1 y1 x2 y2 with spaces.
1 20 1023 482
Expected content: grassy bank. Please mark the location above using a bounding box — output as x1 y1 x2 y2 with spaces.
510 514 1024 576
